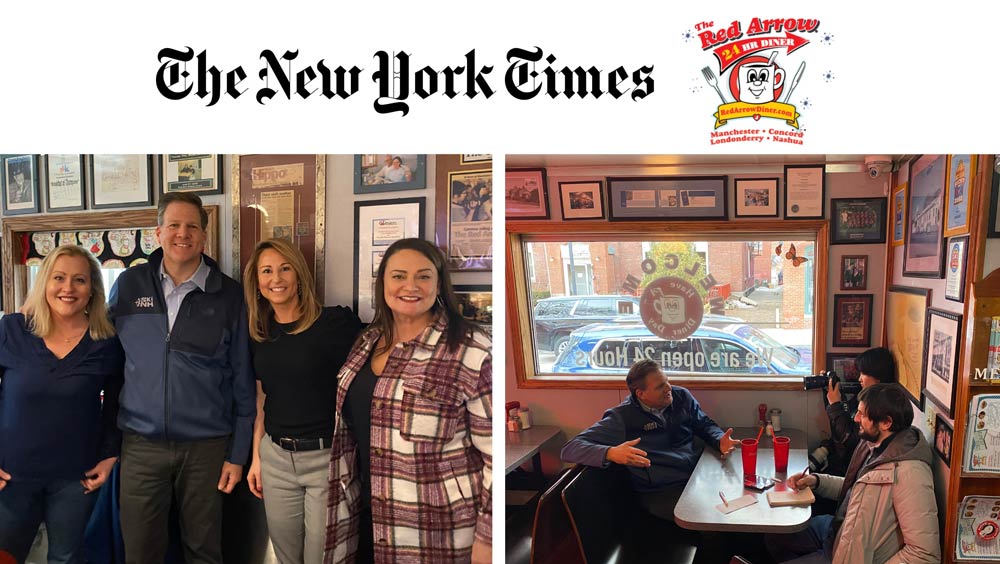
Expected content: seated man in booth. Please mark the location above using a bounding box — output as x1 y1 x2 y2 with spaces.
767 383 940 564
560 359 740 521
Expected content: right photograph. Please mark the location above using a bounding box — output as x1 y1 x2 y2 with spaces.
504 154 1000 564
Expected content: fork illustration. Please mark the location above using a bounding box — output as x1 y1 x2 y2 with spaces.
701 66 727 103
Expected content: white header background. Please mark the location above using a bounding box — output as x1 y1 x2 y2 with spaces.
2 2 998 153
3 3 998 560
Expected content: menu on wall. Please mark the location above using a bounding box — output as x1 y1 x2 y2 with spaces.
956 496 1000 561
964 394 1000 473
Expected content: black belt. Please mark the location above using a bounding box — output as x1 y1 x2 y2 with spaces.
271 436 328 452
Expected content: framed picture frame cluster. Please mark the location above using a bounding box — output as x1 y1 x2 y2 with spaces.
3 154 228 217
506 165 832 222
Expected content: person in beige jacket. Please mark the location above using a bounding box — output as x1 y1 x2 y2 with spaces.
766 383 940 564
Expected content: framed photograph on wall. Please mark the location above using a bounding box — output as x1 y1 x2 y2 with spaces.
161 154 223 195
840 255 868 291
233 154 326 294
933 413 953 466
832 294 873 348
454 284 492 333
459 154 491 165
607 176 727 220
903 155 947 277
943 154 973 237
831 197 887 244
440 169 492 271
353 197 425 323
783 164 825 219
885 286 930 407
559 180 605 220
2 154 40 215
891 182 907 247
827 353 860 381
353 154 426 194
830 198 886 245
89 155 153 209
733 178 779 217
923 308 962 418
44 155 86 212
506 168 549 219
944 235 968 302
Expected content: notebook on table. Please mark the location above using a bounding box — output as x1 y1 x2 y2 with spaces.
766 487 815 507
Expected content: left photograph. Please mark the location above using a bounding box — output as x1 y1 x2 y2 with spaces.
0 154 494 564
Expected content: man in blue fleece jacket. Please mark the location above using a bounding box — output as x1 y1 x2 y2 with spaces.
561 359 740 520
109 193 255 564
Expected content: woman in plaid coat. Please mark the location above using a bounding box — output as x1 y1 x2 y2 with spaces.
324 239 492 564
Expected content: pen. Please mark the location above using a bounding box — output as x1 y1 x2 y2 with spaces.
794 466 810 490
719 491 729 507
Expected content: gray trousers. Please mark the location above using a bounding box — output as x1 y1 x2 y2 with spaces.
119 433 228 564
260 435 332 564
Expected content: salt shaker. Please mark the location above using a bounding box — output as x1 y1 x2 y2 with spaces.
518 406 532 429
770 408 782 432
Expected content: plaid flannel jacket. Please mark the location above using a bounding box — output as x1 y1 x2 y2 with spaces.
323 314 493 563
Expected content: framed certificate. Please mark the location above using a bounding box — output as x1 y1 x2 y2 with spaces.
44 155 86 212
353 197 426 323
783 164 825 219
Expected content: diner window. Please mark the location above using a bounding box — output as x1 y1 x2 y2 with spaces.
511 224 826 388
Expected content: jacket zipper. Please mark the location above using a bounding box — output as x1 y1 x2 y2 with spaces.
164 328 170 441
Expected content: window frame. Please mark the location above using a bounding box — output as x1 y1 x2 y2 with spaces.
506 219 830 390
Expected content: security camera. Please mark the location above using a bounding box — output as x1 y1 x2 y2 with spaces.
865 156 893 179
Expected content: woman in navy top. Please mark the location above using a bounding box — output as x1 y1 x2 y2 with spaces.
0 244 123 564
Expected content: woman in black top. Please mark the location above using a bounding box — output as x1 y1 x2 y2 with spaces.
244 238 360 564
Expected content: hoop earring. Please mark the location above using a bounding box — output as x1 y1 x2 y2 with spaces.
436 295 445 309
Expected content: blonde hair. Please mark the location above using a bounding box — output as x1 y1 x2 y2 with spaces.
22 244 115 340
243 238 322 342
